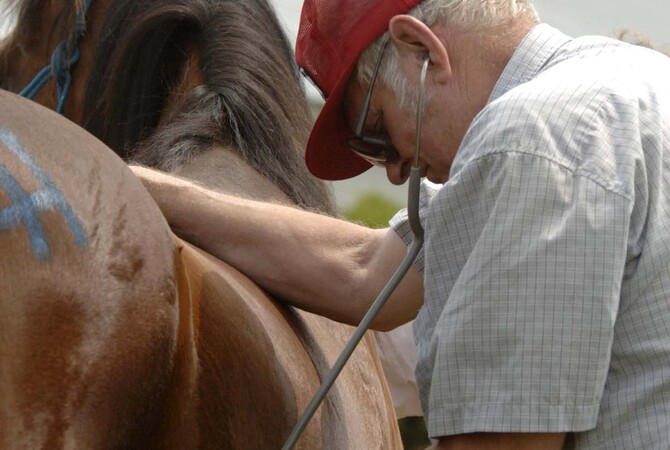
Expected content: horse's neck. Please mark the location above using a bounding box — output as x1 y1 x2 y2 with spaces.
0 5 62 103
173 145 293 206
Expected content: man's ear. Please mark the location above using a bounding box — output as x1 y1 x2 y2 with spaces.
388 15 451 85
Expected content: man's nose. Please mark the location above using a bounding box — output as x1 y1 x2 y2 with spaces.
385 158 411 185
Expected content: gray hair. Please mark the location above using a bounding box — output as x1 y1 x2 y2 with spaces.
356 0 540 112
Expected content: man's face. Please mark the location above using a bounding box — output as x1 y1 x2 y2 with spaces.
344 73 457 186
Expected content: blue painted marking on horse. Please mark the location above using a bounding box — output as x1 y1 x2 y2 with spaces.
0 128 88 259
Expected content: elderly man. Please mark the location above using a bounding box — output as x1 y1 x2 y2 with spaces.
133 0 670 448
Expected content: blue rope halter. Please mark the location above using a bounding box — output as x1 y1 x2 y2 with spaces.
19 0 93 114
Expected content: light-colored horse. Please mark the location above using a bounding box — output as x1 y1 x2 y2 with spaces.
0 0 403 447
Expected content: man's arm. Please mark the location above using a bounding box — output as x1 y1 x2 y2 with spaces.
131 166 423 330
432 432 566 450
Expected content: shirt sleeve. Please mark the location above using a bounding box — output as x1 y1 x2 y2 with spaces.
419 150 632 437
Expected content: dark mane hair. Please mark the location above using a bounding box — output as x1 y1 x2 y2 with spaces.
1 0 336 214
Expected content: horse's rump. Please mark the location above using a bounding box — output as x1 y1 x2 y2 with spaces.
0 90 184 448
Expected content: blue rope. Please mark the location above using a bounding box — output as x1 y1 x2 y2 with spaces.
18 0 93 114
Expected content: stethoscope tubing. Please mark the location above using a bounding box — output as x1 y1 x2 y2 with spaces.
282 54 430 450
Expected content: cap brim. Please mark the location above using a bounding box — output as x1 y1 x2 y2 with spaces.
305 67 372 181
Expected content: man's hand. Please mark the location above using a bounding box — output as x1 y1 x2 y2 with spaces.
427 432 566 450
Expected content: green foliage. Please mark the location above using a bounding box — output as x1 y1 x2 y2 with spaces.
342 192 402 229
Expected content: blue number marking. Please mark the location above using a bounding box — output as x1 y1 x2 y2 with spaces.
0 128 88 259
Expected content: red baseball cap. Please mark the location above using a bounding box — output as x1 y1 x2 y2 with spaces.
296 0 422 180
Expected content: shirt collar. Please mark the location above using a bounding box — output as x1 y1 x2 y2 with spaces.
488 23 572 104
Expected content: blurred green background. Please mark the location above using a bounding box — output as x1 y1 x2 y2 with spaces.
341 192 401 228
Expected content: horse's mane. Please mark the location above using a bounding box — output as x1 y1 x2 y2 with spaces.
1 0 336 214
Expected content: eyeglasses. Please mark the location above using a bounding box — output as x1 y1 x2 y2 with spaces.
347 37 399 167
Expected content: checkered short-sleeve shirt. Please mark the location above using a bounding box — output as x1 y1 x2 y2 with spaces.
391 24 670 449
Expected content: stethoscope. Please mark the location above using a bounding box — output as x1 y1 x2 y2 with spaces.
282 53 431 450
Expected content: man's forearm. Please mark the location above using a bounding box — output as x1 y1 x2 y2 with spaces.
131 166 423 329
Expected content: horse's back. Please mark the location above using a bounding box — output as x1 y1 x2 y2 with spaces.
180 241 402 449
0 90 183 449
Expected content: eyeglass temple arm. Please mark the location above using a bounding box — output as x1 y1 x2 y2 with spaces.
354 37 390 135
408 53 430 238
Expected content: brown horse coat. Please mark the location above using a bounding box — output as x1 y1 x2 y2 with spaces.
0 90 180 448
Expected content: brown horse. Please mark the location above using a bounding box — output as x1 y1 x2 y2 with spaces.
0 0 403 448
